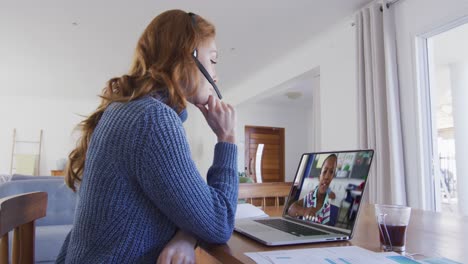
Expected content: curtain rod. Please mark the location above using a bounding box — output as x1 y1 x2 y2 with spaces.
352 0 403 26
387 0 402 8
381 0 403 11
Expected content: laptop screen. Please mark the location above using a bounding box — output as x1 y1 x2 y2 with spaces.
283 150 374 233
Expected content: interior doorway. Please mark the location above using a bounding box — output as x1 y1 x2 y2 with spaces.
244 126 285 183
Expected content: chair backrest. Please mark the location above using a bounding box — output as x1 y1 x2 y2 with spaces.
0 191 47 264
238 182 292 209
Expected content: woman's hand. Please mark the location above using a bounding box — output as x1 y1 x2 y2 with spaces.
196 95 236 143
157 230 196 264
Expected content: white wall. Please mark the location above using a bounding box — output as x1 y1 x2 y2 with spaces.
308 73 321 151
236 104 310 182
450 62 468 216
434 66 453 129
0 96 98 175
226 18 358 152
394 0 468 209
183 104 217 179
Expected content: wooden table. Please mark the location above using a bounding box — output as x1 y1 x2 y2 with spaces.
200 204 468 263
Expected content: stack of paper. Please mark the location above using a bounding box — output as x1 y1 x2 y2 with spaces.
245 246 462 264
235 203 269 220
246 246 398 264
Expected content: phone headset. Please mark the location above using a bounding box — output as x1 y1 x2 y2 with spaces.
188 12 223 100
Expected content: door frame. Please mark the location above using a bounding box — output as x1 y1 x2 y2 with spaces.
416 15 468 211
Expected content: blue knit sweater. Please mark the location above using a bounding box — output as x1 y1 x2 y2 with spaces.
56 96 238 263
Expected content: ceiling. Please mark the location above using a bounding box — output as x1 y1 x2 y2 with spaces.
0 0 372 100
242 67 320 108
432 22 468 131
433 22 468 66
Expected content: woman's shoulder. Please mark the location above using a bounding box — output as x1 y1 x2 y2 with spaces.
139 96 186 122
133 97 190 133
108 96 177 119
129 95 171 111
104 96 187 140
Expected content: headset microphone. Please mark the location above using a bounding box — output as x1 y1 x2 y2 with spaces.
192 50 222 99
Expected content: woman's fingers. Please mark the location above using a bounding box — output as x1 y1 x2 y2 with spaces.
156 244 195 264
156 250 170 264
227 103 234 113
196 96 236 143
207 94 217 111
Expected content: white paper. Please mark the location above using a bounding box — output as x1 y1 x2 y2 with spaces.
245 246 416 264
419 258 462 264
235 203 269 220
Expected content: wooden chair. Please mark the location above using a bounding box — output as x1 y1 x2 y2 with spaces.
238 182 292 209
0 192 47 264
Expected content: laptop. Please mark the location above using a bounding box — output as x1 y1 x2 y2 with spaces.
234 149 374 246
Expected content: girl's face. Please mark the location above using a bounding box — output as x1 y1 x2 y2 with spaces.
187 37 218 105
318 156 336 194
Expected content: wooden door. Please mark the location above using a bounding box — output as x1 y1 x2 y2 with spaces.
244 126 285 183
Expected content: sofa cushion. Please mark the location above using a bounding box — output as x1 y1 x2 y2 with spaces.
11 174 63 181
8 225 72 263
36 225 72 262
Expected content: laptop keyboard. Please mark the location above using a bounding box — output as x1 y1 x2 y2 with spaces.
254 219 328 237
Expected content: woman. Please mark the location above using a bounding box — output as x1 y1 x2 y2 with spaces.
56 10 237 263
287 154 337 225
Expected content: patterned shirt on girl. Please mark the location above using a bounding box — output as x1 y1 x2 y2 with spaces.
302 186 331 225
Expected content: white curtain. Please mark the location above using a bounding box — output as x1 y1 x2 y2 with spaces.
356 1 407 205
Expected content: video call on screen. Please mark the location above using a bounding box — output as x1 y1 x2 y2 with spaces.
286 150 374 231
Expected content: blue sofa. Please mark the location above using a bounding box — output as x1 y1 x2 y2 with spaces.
0 176 76 263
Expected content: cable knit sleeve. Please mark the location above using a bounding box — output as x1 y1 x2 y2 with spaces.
135 104 238 244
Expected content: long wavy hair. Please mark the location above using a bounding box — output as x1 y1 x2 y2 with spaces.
65 9 215 191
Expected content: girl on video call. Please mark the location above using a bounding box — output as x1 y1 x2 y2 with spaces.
57 10 237 264
287 154 337 225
